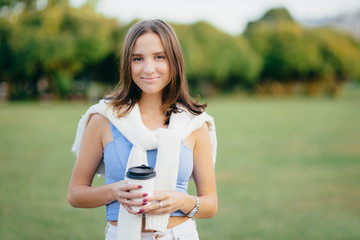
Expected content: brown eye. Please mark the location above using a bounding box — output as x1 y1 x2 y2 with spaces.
133 57 142 62
155 55 166 60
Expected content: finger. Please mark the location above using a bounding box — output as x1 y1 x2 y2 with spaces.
123 204 139 215
120 183 144 191
141 201 167 213
119 198 129 205
126 199 149 207
120 198 146 206
124 199 140 207
119 191 148 200
119 196 141 215
145 193 165 202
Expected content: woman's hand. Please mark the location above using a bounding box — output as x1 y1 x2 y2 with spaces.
110 180 149 215
138 191 194 215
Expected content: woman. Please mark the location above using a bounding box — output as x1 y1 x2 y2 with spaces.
68 19 217 240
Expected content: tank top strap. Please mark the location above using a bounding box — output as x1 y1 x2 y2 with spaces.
108 120 122 140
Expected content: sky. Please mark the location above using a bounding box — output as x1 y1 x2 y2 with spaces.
71 0 360 35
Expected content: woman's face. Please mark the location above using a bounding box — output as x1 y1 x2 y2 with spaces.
131 32 171 97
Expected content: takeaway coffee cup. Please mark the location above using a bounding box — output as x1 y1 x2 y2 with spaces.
126 165 156 212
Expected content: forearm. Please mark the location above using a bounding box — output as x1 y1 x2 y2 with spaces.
180 194 217 219
68 184 115 208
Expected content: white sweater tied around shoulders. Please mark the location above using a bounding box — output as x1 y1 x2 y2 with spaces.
72 99 217 240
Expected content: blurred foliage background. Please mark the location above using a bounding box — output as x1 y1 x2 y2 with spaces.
1 0 359 101
1 1 360 240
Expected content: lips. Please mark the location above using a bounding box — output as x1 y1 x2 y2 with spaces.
141 76 160 83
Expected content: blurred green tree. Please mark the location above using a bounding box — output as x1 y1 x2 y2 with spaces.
175 21 262 95
0 1 121 99
1 5 359 99
315 28 360 80
244 7 360 96
0 18 15 82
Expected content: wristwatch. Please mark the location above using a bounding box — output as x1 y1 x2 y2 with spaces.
187 196 199 218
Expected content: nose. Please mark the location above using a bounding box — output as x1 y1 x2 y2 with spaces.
143 59 155 75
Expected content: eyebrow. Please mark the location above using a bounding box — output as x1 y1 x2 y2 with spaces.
131 51 166 56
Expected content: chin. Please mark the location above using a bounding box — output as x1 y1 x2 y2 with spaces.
140 88 162 96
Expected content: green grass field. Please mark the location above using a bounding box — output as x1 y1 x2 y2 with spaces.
1 87 359 240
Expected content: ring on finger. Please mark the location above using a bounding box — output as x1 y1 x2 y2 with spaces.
125 199 129 205
159 201 163 209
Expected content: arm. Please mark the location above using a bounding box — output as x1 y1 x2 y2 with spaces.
141 123 218 218
188 122 218 218
67 114 144 213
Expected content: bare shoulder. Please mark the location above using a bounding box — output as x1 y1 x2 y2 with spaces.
184 122 209 151
193 122 211 148
85 114 109 134
88 113 108 126
194 122 210 138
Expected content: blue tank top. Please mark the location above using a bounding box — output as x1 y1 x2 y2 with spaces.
104 121 193 221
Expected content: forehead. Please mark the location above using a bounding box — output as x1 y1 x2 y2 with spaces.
132 32 165 54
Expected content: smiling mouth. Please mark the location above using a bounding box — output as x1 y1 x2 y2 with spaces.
141 76 159 82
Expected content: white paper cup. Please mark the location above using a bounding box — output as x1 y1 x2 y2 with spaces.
125 165 156 212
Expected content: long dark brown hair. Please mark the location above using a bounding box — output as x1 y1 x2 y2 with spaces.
106 19 206 123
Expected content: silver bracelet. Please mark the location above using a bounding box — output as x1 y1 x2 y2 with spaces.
187 196 199 218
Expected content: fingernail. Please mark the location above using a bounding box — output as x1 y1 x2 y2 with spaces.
139 209 144 213
138 185 143 189
143 193 148 197
142 202 147 205
143 198 148 202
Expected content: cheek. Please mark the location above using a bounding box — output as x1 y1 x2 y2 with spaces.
131 63 142 77
159 62 170 76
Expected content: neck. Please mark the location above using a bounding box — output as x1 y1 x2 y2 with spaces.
138 93 168 130
138 93 163 115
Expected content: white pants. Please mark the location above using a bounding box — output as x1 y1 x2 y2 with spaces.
105 218 199 240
